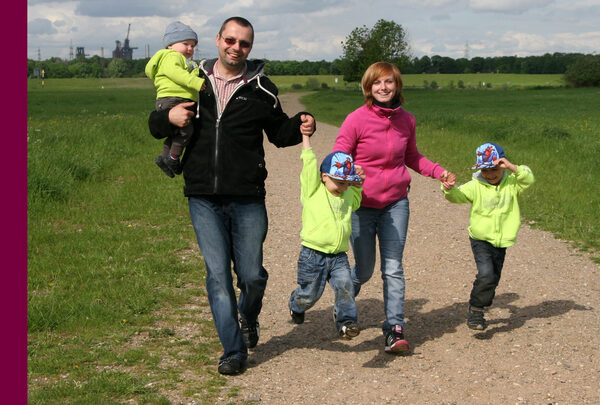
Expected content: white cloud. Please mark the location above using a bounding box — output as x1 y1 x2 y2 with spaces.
469 0 554 13
28 18 58 35
27 0 600 61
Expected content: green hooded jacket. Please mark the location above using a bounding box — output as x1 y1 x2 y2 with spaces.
300 148 362 254
145 49 205 101
442 165 534 247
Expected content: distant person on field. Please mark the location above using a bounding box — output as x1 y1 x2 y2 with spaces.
288 133 365 339
442 142 534 330
145 21 205 178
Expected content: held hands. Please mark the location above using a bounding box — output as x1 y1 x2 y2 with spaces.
355 164 366 185
300 114 316 136
440 170 456 191
168 102 195 127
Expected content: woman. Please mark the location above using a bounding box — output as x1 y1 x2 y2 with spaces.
333 62 453 353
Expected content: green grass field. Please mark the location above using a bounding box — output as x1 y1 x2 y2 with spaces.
27 77 598 403
28 73 564 93
267 73 564 90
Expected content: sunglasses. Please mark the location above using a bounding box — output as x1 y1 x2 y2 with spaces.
222 37 252 49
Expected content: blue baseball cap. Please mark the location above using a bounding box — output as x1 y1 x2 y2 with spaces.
320 151 362 183
472 142 505 169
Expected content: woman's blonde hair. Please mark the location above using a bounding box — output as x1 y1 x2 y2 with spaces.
361 62 405 107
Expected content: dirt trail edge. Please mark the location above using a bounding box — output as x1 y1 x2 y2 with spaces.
224 93 599 404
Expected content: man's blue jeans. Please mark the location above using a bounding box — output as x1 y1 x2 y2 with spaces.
289 246 357 331
469 237 506 308
350 197 410 334
189 196 268 361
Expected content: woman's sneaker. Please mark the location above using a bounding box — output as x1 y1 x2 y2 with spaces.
384 325 410 353
339 321 360 339
467 306 487 330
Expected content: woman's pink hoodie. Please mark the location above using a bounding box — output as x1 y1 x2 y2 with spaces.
333 103 445 209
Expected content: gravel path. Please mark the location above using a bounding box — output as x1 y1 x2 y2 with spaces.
223 92 600 404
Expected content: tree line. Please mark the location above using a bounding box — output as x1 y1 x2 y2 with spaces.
27 52 595 79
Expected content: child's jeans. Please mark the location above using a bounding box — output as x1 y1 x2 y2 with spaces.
289 246 357 331
469 237 507 308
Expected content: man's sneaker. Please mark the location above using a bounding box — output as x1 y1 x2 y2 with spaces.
217 356 246 375
384 325 410 353
240 319 260 349
154 155 174 178
467 306 487 330
290 309 304 324
339 321 360 339
165 155 182 175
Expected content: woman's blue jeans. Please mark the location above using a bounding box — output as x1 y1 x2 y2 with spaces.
350 198 409 335
188 196 268 361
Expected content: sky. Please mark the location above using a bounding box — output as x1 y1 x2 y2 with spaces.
27 0 600 62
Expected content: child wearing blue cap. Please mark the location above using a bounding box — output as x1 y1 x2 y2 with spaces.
288 132 365 339
442 142 535 330
145 21 206 178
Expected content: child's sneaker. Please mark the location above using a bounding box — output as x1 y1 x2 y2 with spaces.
290 309 305 324
339 321 360 339
165 155 182 175
384 325 410 353
467 306 487 330
155 155 174 178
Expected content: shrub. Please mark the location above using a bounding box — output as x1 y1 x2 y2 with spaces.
305 77 320 90
291 83 303 90
564 56 600 87
457 80 465 89
430 80 438 89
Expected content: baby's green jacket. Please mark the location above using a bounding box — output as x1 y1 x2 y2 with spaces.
442 165 534 248
145 49 205 101
300 148 362 254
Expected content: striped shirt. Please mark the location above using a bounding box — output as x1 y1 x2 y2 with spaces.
212 62 247 114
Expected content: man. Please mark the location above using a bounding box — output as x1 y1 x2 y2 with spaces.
148 16 316 375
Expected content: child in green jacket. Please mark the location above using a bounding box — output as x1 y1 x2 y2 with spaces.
442 142 534 330
145 21 205 178
288 133 365 339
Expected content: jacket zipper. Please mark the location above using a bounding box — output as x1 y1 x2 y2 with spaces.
213 117 221 192
213 80 250 194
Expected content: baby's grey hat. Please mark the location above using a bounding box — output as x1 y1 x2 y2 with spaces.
163 21 198 47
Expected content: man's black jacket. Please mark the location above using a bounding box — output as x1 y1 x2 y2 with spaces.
148 58 310 198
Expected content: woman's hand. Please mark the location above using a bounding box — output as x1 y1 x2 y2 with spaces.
440 170 456 190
